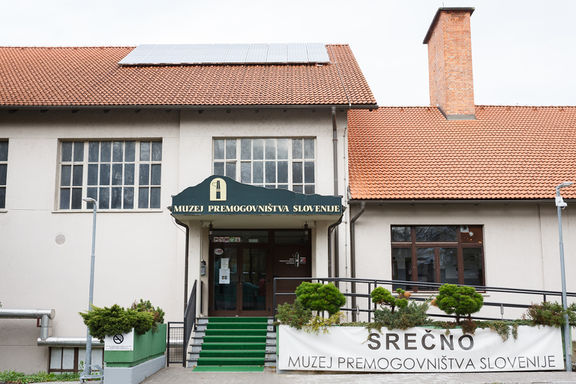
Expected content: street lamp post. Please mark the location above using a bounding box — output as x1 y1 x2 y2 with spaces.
81 197 97 380
555 181 573 372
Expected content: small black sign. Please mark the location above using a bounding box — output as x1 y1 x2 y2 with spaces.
112 334 124 344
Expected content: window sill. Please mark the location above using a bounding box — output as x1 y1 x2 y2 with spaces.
52 209 164 214
0 209 6 213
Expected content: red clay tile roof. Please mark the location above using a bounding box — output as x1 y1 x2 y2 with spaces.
0 45 376 107
348 106 576 200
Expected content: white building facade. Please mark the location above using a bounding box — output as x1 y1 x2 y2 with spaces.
1 9 576 374
347 8 576 322
0 44 376 372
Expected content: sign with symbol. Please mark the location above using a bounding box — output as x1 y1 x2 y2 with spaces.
104 330 134 351
113 334 124 344
210 178 227 201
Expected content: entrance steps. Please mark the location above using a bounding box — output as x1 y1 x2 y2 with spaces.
188 317 276 372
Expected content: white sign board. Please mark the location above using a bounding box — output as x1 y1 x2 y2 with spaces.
219 268 230 284
104 330 134 351
278 325 563 372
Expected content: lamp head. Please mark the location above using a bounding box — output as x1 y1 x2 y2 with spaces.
83 197 97 210
557 181 574 190
555 182 573 208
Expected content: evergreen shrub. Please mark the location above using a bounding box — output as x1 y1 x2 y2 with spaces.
373 301 430 330
80 300 164 341
434 284 483 324
524 301 576 327
294 282 346 315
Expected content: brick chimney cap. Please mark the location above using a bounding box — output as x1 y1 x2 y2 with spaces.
423 7 475 44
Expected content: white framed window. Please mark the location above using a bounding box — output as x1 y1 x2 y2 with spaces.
58 140 162 210
49 347 103 373
213 138 315 194
0 140 7 209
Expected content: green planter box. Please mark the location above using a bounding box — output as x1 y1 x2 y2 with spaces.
105 324 167 367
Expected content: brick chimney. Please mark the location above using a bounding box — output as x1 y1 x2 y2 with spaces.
423 7 475 120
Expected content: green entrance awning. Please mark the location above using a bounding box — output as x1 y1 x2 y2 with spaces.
171 176 343 223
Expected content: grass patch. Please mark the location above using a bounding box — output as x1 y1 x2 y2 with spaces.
0 370 79 383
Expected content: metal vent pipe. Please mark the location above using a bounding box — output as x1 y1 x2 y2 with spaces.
0 308 55 341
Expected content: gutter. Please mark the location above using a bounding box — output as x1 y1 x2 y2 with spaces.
0 308 55 341
0 104 378 111
347 199 564 205
349 202 366 321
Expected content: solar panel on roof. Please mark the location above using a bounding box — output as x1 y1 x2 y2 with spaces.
307 44 330 62
287 43 308 63
118 43 330 65
245 44 268 63
225 45 247 63
266 44 288 63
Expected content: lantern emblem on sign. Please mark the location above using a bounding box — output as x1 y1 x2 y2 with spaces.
210 178 227 201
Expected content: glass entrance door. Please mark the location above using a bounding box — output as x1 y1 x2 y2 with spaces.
209 229 311 316
213 247 239 312
241 248 267 311
210 230 270 316
212 247 267 313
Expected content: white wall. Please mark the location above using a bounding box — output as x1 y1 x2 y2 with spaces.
0 107 344 372
178 108 341 193
349 202 576 320
177 108 345 315
0 110 184 372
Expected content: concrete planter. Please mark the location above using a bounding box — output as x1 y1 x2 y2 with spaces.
105 323 167 367
104 323 166 384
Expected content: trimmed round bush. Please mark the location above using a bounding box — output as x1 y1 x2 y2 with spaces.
435 284 483 324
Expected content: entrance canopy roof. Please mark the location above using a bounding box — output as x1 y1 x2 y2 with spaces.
171 176 343 227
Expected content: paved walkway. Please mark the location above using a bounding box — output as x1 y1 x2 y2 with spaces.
141 367 576 384
34 368 576 384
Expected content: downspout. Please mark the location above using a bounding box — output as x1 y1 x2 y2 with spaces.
328 214 344 279
175 219 190 314
349 201 366 321
330 106 340 279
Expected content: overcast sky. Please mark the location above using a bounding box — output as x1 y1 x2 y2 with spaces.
1 0 575 106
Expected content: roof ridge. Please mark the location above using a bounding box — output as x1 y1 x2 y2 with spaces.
0 44 350 49
0 46 135 49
